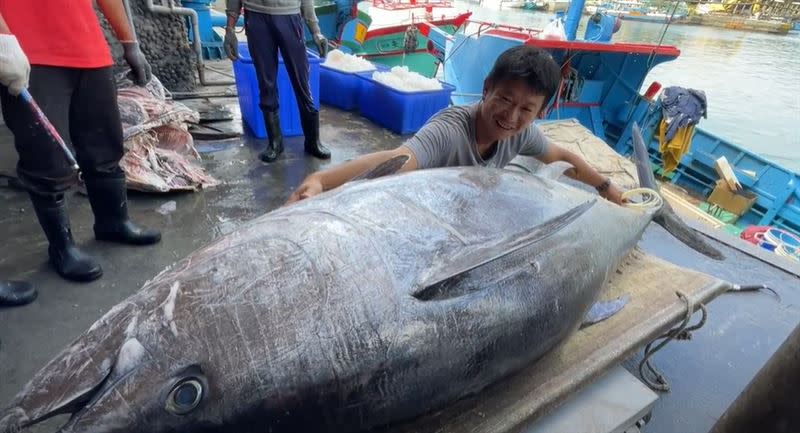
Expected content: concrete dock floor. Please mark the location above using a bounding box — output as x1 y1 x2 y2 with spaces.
1 104 798 433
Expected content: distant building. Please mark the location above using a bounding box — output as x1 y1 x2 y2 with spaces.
686 0 800 18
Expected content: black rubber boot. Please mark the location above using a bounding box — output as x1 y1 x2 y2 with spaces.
0 281 37 307
29 193 103 282
259 111 284 163
300 110 331 160
84 175 161 245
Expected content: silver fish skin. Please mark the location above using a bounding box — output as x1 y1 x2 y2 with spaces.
1 167 653 433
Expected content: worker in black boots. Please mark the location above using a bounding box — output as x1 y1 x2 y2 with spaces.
225 0 332 163
0 1 161 283
0 281 36 307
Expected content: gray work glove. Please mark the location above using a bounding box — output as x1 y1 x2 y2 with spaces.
121 41 152 86
306 20 328 58
224 26 239 60
312 32 329 58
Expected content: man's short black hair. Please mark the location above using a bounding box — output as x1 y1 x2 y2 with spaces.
484 45 561 103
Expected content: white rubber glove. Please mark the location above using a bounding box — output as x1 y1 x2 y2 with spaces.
0 34 30 96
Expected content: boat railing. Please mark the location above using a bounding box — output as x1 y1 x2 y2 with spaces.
409 10 472 24
371 0 454 10
463 19 542 38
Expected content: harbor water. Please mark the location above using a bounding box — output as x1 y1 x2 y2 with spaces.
448 2 800 173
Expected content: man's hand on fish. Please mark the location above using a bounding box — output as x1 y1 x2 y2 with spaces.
601 182 624 205
286 177 324 204
286 148 419 205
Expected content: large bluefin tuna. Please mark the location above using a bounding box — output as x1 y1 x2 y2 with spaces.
0 125 721 433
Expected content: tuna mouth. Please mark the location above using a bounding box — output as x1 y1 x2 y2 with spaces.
53 371 116 433
0 366 114 433
0 302 147 433
52 345 152 433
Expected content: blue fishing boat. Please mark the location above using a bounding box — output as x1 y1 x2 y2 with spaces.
421 4 800 237
587 1 686 24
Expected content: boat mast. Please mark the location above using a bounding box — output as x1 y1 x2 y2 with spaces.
564 0 587 40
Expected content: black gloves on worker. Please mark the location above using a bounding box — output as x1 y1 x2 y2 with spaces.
224 26 239 60
121 41 152 86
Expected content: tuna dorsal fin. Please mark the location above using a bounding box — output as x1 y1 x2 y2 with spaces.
411 199 596 301
351 155 410 182
631 123 724 260
631 123 660 192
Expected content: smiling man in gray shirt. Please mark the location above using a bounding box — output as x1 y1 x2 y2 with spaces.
287 45 623 205
404 102 550 169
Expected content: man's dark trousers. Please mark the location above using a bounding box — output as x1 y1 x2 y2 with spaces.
244 10 317 118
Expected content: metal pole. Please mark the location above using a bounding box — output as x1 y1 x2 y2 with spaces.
564 0 587 41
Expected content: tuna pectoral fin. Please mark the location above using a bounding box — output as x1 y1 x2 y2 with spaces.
411 200 595 301
631 123 724 260
0 303 134 432
351 155 410 182
580 294 630 329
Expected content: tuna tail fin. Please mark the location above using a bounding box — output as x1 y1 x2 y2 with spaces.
351 155 410 182
631 123 725 260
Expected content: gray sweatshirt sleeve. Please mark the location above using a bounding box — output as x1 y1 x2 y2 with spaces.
518 123 549 157
226 0 242 18
300 0 319 25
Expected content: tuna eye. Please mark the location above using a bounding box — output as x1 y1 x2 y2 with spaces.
165 379 203 415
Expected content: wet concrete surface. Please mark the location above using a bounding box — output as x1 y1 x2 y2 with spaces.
0 104 798 433
627 226 799 433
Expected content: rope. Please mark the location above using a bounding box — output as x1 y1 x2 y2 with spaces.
763 228 800 261
776 244 800 261
764 227 800 247
442 23 495 64
645 0 681 70
638 291 707 392
728 283 781 301
638 281 781 394
622 187 664 211
618 0 682 123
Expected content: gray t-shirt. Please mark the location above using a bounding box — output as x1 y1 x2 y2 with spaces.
403 103 549 169
228 0 316 18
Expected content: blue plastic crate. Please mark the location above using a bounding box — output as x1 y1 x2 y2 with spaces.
320 65 365 111
232 42 320 138
356 73 455 135
320 63 388 111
